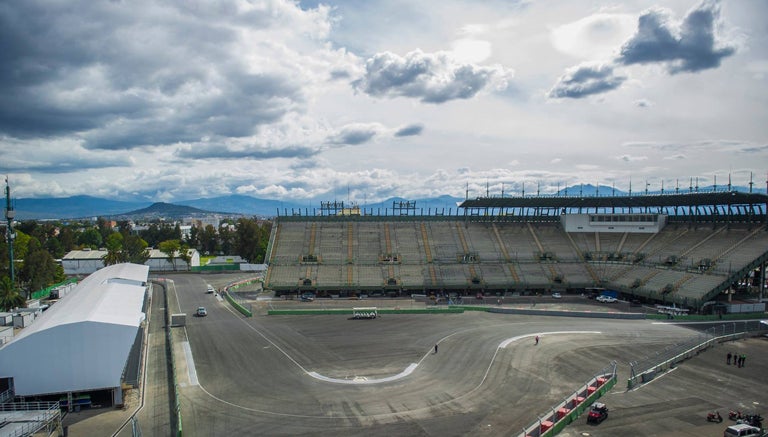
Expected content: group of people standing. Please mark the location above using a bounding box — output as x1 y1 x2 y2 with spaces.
727 351 747 368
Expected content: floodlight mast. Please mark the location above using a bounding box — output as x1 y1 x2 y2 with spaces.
5 177 15 285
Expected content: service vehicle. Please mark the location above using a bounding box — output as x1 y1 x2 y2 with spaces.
723 423 764 437
587 402 608 424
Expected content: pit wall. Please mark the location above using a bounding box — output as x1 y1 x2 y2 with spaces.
268 308 464 316
519 363 618 437
458 306 647 319
222 279 258 317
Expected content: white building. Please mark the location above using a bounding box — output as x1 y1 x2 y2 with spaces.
0 263 149 404
61 248 106 275
62 248 200 275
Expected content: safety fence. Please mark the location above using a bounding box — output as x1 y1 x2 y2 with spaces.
0 401 61 437
0 388 13 404
627 320 768 389
518 362 618 437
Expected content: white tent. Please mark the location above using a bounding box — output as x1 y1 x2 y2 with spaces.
0 263 149 403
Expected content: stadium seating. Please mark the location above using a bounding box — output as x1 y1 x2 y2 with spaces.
265 218 768 307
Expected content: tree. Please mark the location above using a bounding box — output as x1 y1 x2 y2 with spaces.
57 226 76 252
78 227 103 249
178 243 192 270
103 232 126 266
219 223 234 255
158 240 181 271
0 276 26 311
19 238 64 297
124 235 150 265
200 224 218 255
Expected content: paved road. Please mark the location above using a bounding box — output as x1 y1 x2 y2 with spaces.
58 273 767 436
167 273 734 436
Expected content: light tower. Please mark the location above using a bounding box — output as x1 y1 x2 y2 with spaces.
4 177 15 285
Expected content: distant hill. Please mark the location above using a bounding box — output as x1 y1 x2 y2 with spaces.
9 186 765 220
116 202 222 219
177 195 292 216
12 195 151 220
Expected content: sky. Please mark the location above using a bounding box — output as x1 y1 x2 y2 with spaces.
1 0 767 203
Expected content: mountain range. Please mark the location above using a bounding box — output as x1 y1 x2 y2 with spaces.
7 185 765 220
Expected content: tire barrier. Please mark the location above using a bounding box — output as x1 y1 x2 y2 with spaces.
519 362 618 437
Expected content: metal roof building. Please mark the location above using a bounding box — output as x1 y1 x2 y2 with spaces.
0 263 149 404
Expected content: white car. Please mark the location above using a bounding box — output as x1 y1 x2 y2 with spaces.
551 292 562 299
596 295 617 303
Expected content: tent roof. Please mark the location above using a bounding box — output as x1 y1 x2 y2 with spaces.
0 263 149 396
13 263 149 344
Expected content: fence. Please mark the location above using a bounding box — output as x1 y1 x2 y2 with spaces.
518 361 618 437
627 320 768 389
155 280 183 436
29 278 78 300
0 401 61 437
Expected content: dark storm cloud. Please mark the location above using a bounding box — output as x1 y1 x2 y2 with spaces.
394 124 424 137
548 63 626 99
327 125 380 145
617 1 735 73
176 143 319 160
353 50 510 104
0 1 305 148
0 149 133 173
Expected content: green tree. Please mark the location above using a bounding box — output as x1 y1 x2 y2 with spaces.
57 226 76 252
0 276 26 311
158 240 181 271
200 224 218 255
219 223 234 255
78 227 103 249
12 230 31 261
124 235 150 265
179 243 192 270
103 232 126 266
97 217 114 242
19 238 64 297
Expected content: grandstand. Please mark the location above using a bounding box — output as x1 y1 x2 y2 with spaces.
264 191 768 311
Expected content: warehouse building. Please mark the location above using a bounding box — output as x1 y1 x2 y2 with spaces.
0 263 149 407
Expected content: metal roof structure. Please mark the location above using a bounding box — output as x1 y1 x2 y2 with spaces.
459 191 768 221
0 263 149 397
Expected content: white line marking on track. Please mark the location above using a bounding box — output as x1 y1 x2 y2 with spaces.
183 341 199 386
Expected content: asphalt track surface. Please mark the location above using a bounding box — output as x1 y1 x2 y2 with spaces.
144 273 768 437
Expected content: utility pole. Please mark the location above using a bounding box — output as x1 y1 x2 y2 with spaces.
5 177 15 286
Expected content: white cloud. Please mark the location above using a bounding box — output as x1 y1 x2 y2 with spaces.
451 39 493 63
551 13 637 59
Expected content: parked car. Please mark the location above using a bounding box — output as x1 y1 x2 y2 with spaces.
196 306 208 317
723 424 763 437
300 293 315 302
587 402 608 424
551 292 562 299
596 295 617 303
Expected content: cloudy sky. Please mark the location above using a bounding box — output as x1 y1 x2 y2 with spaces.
1 0 766 203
